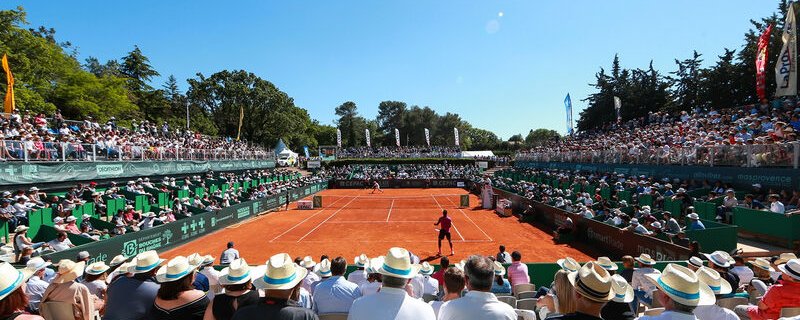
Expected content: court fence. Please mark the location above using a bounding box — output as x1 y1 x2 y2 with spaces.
329 179 467 189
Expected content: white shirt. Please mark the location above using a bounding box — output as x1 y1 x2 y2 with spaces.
438 290 516 320
632 267 661 294
220 248 239 264
638 310 698 320
200 266 221 293
302 270 321 293
347 269 368 287
771 201 786 214
47 238 74 251
730 266 754 287
429 300 445 318
348 286 435 320
359 281 381 296
411 274 439 298
26 275 49 311
312 276 361 314
84 279 107 300
693 304 739 320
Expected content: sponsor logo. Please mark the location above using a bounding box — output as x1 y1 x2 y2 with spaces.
96 164 124 176
237 207 250 219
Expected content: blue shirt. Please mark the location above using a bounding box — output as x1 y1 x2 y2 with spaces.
193 272 209 292
490 278 512 294
103 275 160 320
311 275 362 314
689 220 706 231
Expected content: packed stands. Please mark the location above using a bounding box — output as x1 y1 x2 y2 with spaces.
319 164 483 181
336 146 462 159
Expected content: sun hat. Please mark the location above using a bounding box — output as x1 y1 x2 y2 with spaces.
610 274 634 303
219 258 253 286
53 217 64 224
85 262 111 276
557 257 581 272
129 250 165 274
13 225 28 233
778 259 800 281
630 218 640 225
687 213 700 220
775 253 798 265
0 262 33 300
686 257 704 269
354 254 369 268
419 262 435 276
155 256 199 283
299 256 316 269
751 258 775 272
596 257 619 271
29 187 39 191
366 256 384 274
187 253 206 267
645 263 715 306
253 253 308 290
202 255 215 266
317 259 332 278
695 267 732 295
704 251 731 268
378 247 421 279
77 251 91 260
635 254 657 266
108 255 128 267
492 261 506 277
52 259 86 284
567 262 614 302
651 221 663 229
25 257 52 272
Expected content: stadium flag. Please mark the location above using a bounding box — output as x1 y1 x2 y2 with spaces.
365 128 371 147
236 106 243 141
614 96 622 123
336 128 342 147
424 128 430 147
394 128 400 147
303 146 309 158
776 4 798 97
756 24 774 100
454 127 460 146
2 54 14 115
564 94 574 135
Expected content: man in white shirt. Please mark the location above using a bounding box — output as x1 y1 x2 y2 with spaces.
348 247 435 320
631 254 662 307
412 262 439 298
25 257 52 313
219 241 239 264
438 255 516 320
729 256 754 287
47 231 75 252
769 194 786 214
347 254 369 287
312 257 361 314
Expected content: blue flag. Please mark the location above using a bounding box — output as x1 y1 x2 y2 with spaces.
564 94 574 135
303 146 310 158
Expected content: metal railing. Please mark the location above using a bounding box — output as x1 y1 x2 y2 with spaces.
515 142 800 168
0 140 275 162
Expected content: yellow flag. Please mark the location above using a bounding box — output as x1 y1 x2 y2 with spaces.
236 106 243 141
1 54 14 114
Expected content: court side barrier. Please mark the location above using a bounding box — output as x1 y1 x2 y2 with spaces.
733 207 800 249
330 179 467 189
683 219 738 253
40 182 328 265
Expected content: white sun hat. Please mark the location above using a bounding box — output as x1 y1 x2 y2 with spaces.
610 274 634 303
366 256 384 274
492 261 506 277
556 257 581 272
299 256 316 269
52 259 86 284
686 256 704 269
419 262 435 276
635 254 657 266
219 258 253 286
778 258 800 281
568 262 614 302
108 255 128 267
645 263 715 306
25 257 52 272
0 262 33 300
318 259 332 278
704 251 731 268
354 254 369 268
155 256 199 283
253 253 308 290
751 258 775 272
695 266 732 295
129 250 166 274
378 247 421 279
596 257 619 271
85 262 111 276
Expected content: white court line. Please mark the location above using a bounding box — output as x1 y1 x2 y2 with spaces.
296 195 360 242
386 199 395 222
271 239 493 243
269 196 348 242
432 195 464 241
445 196 493 241
327 220 433 224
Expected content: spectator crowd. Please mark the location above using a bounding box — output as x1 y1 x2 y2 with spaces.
319 164 483 181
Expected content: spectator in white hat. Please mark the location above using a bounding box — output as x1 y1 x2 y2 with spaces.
489 261 510 295
631 253 661 307
0 262 40 320
693 267 738 320
768 194 786 214
429 266 465 318
104 250 164 320
359 257 384 297
746 258 775 298
347 254 369 287
412 262 440 298
686 213 705 231
24 257 52 313
299 256 320 293
600 274 635 320
348 247 435 320
149 255 209 320
545 262 615 320
232 253 317 320
41 259 97 320
83 262 110 301
685 257 704 271
203 259 259 320
705 251 740 292
312 257 360 314
439 255 516 320
735 258 800 320
638 264 715 320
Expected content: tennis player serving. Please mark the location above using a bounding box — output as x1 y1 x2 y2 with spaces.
433 210 454 256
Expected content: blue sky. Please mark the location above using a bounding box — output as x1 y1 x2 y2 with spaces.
4 1 777 139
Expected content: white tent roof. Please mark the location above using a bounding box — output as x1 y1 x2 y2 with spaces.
461 150 495 158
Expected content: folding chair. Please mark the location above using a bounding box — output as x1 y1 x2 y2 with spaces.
515 298 537 311
318 313 349 320
512 283 536 296
516 291 536 300
497 295 517 308
781 307 800 317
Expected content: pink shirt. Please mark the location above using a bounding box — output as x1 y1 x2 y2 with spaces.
748 279 800 320
507 261 530 287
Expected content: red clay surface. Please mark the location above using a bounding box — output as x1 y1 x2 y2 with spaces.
162 188 595 264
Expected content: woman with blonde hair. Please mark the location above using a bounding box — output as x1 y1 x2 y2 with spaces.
535 269 577 318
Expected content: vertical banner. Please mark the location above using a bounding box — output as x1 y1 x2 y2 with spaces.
394 128 400 147
2 54 15 114
424 128 430 147
303 146 309 158
613 96 622 123
365 128 371 147
454 127 460 146
777 4 797 97
236 106 243 141
756 24 774 100
336 129 342 147
564 94 574 135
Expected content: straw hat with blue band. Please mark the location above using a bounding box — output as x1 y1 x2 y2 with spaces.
354 254 369 268
366 256 384 274
130 250 165 274
219 258 252 286
778 258 800 281
635 254 657 266
156 256 200 283
596 257 618 271
695 267 732 295
25 257 52 272
108 255 128 267
751 258 775 272
610 274 634 303
644 263 715 306
704 251 731 268
318 259 332 278
567 262 615 302
420 262 435 276
686 256 704 269
378 247 421 279
0 263 33 301
253 253 308 290
85 262 111 276
557 257 581 272
492 261 506 277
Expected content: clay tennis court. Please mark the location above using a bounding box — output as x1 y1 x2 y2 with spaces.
162 188 595 263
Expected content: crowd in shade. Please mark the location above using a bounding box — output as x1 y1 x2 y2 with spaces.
517 101 800 167
318 164 484 181
1 169 323 264
1 244 798 320
335 146 463 159
0 109 271 161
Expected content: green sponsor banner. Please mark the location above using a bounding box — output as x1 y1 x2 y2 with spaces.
43 182 326 264
0 160 276 186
